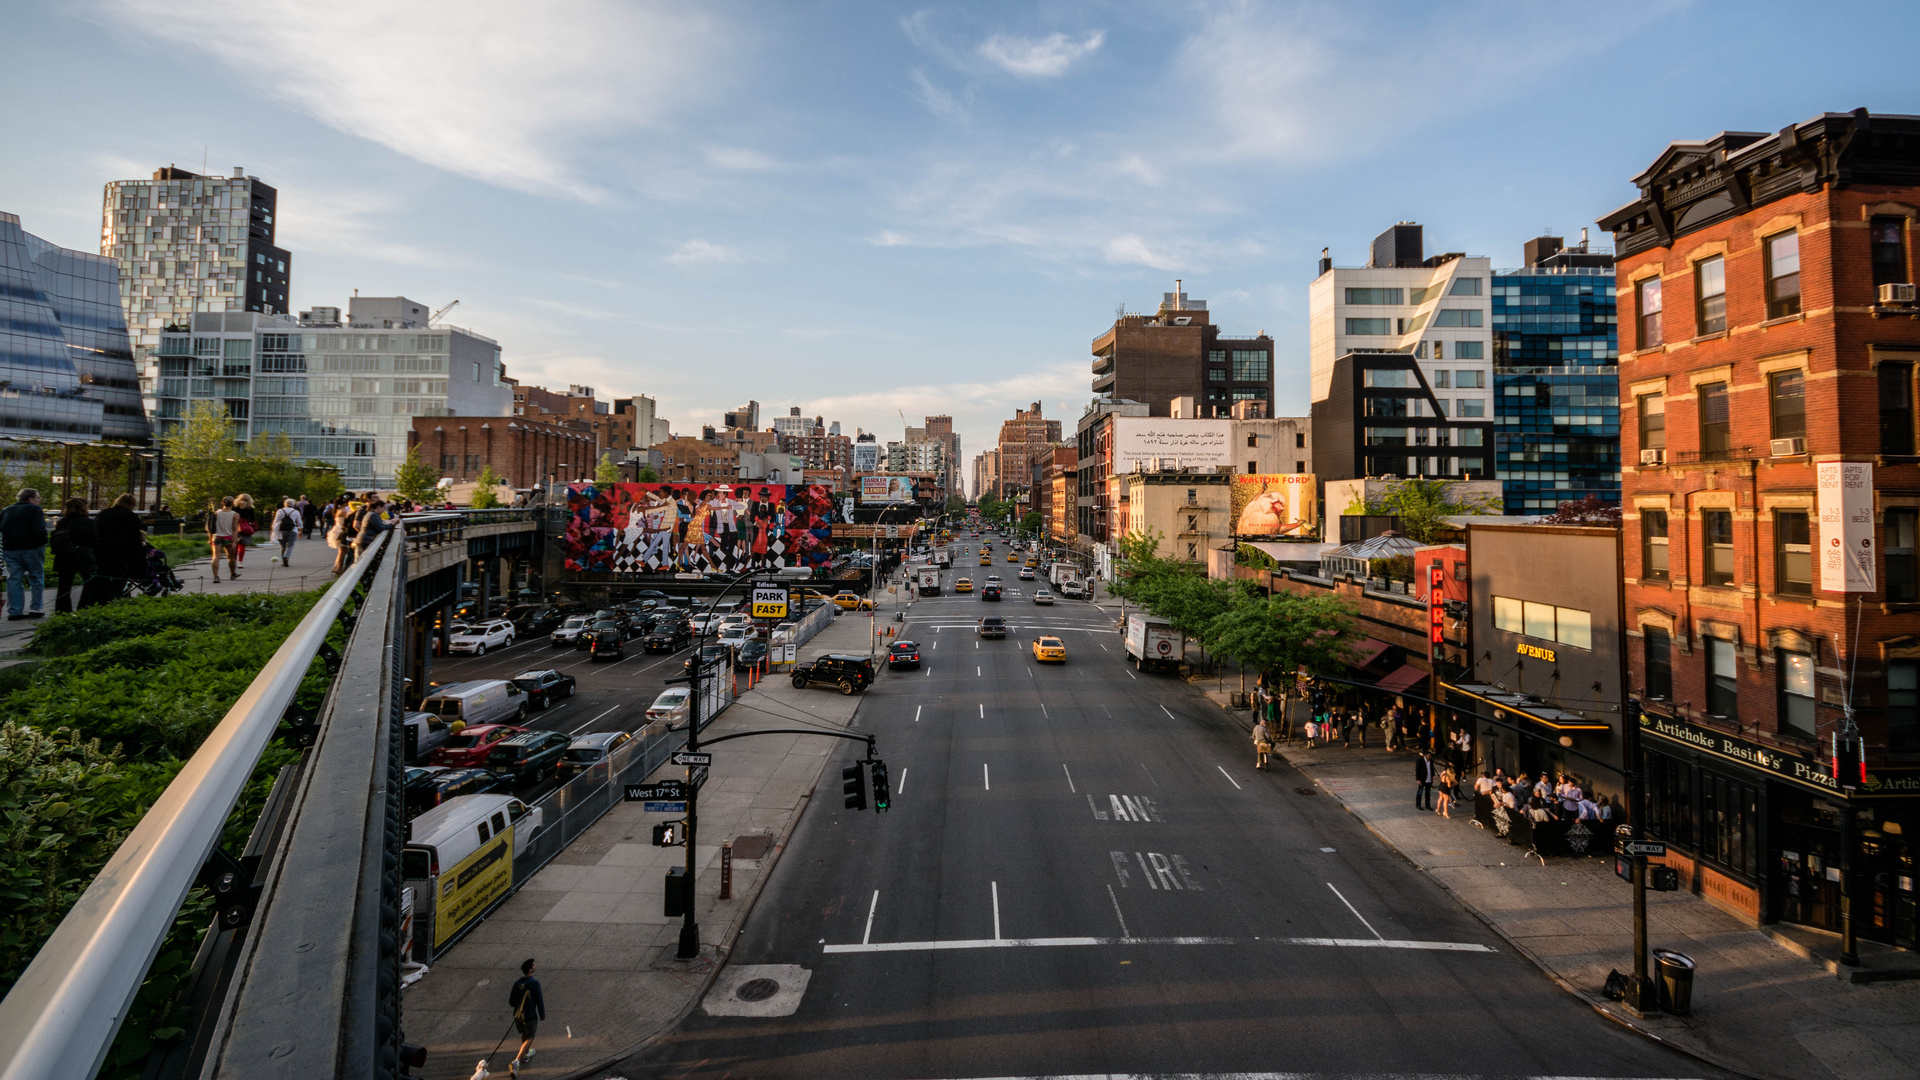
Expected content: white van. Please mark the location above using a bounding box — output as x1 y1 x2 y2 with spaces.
403 794 544 955
418 679 527 727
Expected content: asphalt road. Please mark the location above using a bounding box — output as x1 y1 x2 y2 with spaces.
606 536 1729 1080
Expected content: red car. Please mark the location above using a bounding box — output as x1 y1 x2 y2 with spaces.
429 723 527 768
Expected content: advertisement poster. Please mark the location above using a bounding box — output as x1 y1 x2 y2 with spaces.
434 826 513 950
1817 462 1875 593
1231 474 1317 536
1111 417 1232 472
562 482 844 573
858 474 916 504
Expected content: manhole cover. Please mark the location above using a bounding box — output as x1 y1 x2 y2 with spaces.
730 835 773 860
735 978 780 1002
1295 788 1318 796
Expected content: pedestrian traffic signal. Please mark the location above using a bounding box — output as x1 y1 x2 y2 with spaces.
652 821 684 847
842 762 868 811
870 759 890 813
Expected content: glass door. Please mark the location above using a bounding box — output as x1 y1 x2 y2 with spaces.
1773 791 1842 932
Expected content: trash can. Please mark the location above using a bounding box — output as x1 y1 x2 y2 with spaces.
1652 949 1695 1016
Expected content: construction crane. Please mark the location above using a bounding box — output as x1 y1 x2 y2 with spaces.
431 299 460 323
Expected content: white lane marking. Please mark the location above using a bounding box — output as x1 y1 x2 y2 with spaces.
1109 850 1131 886
1139 762 1157 787
1041 703 1048 718
863 890 879 946
931 640 937 649
975 640 979 649
925 666 932 676
983 763 990 790
1061 763 1076 793
1134 851 1156 889
991 881 1001 940
1088 794 1108 820
1160 704 1176 719
570 704 623 735
1125 668 1136 680
1028 666 1034 678
978 703 984 718
977 666 981 676
822 936 1494 954
1106 885 1130 940
1216 765 1242 790
1328 883 1384 940
1099 642 1108 651
1321 847 1337 853
914 705 922 722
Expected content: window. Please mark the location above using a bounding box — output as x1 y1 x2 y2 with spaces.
1769 370 1806 441
1889 510 1918 603
471 362 481 381
1704 509 1734 586
1642 509 1670 580
1645 626 1673 700
1640 393 1666 450
1449 276 1482 296
1880 363 1915 455
1409 284 1439 304
1493 595 1523 633
1765 230 1801 318
1434 308 1483 327
1780 651 1816 736
1890 661 1919 753
1556 607 1592 649
1248 460 1257 473
1699 381 1730 454
1637 277 1663 348
1208 368 1227 382
1522 600 1556 640
1231 351 1269 380
1696 255 1727 335
1454 370 1485 389
1430 340 1443 361
1246 434 1258 448
1294 432 1305 448
1295 460 1306 473
1870 216 1907 289
1700 772 1760 877
1433 370 1451 389
1346 318 1391 335
1776 511 1811 595
1345 288 1403 305
1363 369 1409 388
1706 637 1739 720
1644 750 1693 847
1456 399 1484 417
1454 340 1484 360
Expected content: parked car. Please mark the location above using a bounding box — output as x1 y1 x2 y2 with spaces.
447 619 515 656
685 643 731 673
588 629 627 662
887 640 922 670
733 639 769 670
644 620 693 652
1031 635 1067 663
831 592 874 611
486 729 573 786
558 730 633 779
401 711 452 764
716 624 753 650
429 723 527 767
978 616 1007 639
510 669 576 709
1059 580 1085 599
689 612 728 635
592 608 633 634
790 654 876 694
405 766 507 818
646 687 692 725
550 614 594 646
1032 587 1055 605
403 794 543 887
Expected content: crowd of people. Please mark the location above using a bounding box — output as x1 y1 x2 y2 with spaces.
201 491 409 579
1473 768 1616 825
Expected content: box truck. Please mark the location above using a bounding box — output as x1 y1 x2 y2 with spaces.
916 566 941 596
1124 614 1184 672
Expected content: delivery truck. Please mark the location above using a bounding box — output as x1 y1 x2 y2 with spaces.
916 566 941 596
934 548 952 568
1124 614 1185 673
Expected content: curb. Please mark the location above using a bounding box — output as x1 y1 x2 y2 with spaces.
1271 745 1771 1080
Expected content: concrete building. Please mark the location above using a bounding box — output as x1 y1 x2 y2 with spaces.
1120 471 1232 564
0 212 148 444
852 432 880 474
771 406 813 440
1091 282 1275 418
1601 108 1920 942
724 401 760 432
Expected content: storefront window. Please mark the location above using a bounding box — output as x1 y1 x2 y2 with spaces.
1700 772 1760 879
1643 750 1693 848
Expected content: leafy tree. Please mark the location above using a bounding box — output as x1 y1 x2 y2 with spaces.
469 463 503 508
300 463 346 507
1207 590 1364 702
1104 527 1171 606
392 446 441 505
977 492 1003 522
1349 478 1500 543
1020 510 1042 535
595 450 621 488
159 400 241 514
635 465 660 483
945 494 966 514
1540 494 1622 526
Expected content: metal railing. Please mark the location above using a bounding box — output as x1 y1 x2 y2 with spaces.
0 531 401 1080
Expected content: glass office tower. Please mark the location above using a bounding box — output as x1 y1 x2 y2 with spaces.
1491 238 1619 513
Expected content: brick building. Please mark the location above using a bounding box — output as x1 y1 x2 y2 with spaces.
1091 282 1275 418
409 415 596 489
652 436 740 484
1600 109 1920 944
993 402 1062 503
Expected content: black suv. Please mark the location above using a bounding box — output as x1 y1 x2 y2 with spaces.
790 654 876 695
404 766 508 819
511 669 577 709
644 620 693 653
485 730 573 786
981 584 1002 601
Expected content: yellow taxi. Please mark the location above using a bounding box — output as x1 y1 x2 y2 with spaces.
1031 635 1067 663
1007 552 1019 562
831 592 875 611
979 555 992 565
1025 558 1038 568
955 578 973 593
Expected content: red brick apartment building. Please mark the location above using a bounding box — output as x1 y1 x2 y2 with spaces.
1600 109 1919 943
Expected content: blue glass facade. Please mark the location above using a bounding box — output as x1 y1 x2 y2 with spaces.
1490 267 1619 512
0 212 135 444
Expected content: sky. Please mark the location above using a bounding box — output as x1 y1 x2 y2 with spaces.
1 0 1913 469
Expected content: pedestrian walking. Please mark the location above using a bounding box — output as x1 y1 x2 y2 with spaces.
1 488 48 620
296 494 315 539
49 498 98 613
328 494 359 575
508 958 545 1076
1253 717 1272 770
207 496 240 581
232 492 258 566
1414 750 1436 810
271 497 302 565
93 493 146 601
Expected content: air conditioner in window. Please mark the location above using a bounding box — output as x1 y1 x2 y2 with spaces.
1639 448 1666 466
1770 437 1806 457
1879 282 1917 304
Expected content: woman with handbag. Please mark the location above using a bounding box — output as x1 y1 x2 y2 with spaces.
232 493 258 566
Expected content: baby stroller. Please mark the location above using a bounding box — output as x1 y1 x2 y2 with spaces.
139 542 185 597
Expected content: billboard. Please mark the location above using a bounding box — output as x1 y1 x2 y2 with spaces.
1231 474 1317 537
858 475 916 504
1817 462 1875 592
561 482 845 573
1111 418 1233 472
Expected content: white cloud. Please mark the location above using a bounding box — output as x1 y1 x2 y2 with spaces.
910 69 972 122
704 146 784 172
665 239 746 265
977 30 1105 78
94 0 720 200
1103 235 1178 270
276 187 441 266
868 231 913 247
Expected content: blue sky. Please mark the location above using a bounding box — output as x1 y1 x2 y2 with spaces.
1 0 1911 463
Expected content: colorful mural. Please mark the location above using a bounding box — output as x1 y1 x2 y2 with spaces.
561 482 845 573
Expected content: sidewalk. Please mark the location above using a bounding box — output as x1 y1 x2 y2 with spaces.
401 608 875 1080
1258 730 1920 1080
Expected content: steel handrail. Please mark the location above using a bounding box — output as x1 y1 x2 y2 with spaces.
0 530 394 1080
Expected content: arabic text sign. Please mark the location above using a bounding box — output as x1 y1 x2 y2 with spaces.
1111 418 1232 471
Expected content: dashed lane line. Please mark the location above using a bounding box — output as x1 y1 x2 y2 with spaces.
822 936 1495 955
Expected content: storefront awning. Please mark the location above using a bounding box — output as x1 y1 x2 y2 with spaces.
1443 681 1611 732
1347 637 1392 669
1373 664 1429 694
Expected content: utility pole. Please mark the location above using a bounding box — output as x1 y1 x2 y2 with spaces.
677 627 702 960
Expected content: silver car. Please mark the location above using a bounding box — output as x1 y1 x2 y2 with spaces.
1032 588 1054 605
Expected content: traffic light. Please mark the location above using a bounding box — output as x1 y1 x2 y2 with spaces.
870 759 890 813
652 821 683 847
842 762 867 811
